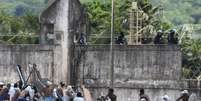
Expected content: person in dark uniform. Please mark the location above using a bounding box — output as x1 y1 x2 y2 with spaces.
106 88 116 101
115 32 127 45
78 33 87 45
168 29 178 44
154 30 163 44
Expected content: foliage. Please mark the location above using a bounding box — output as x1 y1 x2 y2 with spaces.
83 0 165 44
0 0 46 16
81 0 201 26
151 0 201 25
181 37 201 79
0 11 39 44
0 0 44 44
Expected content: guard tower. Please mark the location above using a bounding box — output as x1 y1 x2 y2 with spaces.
129 2 143 45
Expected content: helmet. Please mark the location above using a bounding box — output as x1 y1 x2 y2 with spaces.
170 29 176 33
157 30 163 33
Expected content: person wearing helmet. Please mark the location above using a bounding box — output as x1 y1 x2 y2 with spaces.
168 29 178 44
154 30 164 44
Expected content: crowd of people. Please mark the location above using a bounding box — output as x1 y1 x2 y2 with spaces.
0 80 197 101
0 81 85 101
96 88 195 101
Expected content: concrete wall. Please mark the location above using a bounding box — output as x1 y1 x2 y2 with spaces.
78 45 181 83
0 45 62 83
40 0 85 84
0 44 200 100
76 45 200 101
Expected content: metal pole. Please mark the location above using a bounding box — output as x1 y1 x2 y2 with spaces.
136 10 139 44
110 0 115 88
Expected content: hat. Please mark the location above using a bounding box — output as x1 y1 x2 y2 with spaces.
181 90 188 94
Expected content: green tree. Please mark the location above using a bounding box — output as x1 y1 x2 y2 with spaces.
84 0 164 44
0 11 39 44
181 38 201 79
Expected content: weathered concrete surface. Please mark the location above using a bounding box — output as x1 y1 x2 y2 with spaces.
88 87 200 101
0 44 200 100
0 0 200 100
0 45 57 82
76 45 201 101
40 0 86 84
78 45 181 83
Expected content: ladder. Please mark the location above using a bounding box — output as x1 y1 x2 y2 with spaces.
129 2 143 45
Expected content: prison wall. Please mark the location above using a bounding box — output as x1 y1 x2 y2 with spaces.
76 45 201 101
0 45 62 83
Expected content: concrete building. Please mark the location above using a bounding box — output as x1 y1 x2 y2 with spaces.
39 0 86 83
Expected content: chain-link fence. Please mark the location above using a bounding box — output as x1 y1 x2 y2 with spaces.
0 34 39 44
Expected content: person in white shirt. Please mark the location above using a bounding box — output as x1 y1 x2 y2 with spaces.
74 92 84 101
25 86 35 100
8 83 15 101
